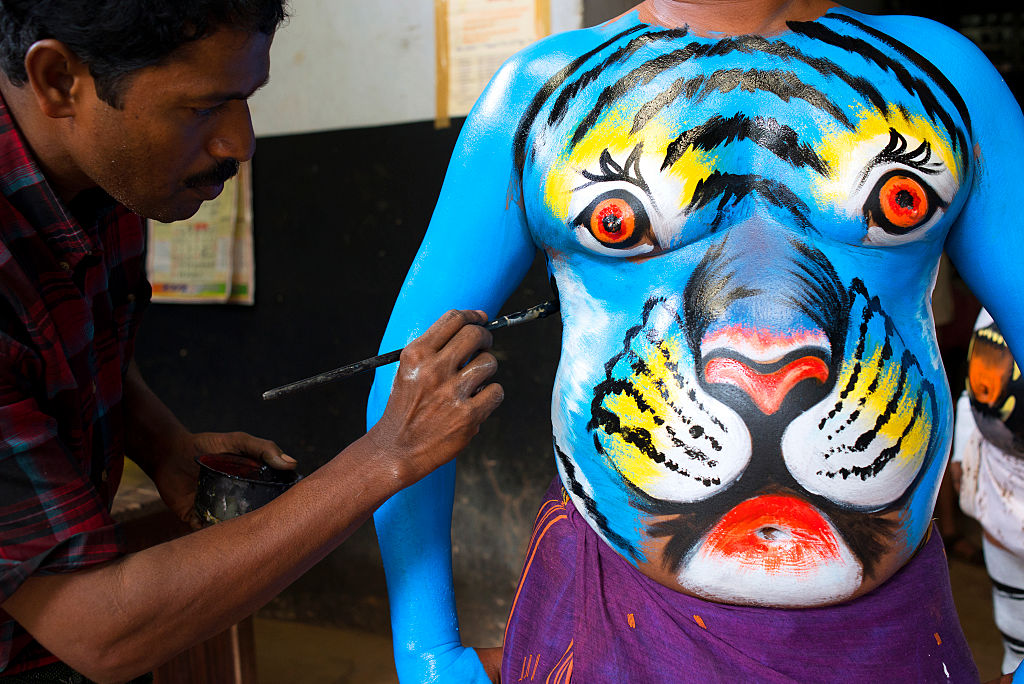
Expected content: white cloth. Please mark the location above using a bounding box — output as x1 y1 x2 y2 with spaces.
954 392 1024 558
984 536 1024 674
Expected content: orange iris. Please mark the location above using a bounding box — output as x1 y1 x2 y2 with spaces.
590 198 636 245
878 175 929 229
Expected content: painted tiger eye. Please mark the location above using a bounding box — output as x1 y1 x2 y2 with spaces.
878 175 928 229
591 197 636 244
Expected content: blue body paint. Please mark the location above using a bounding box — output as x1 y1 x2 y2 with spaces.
367 8 1024 681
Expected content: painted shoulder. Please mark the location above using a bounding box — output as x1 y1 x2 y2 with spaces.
836 10 1008 134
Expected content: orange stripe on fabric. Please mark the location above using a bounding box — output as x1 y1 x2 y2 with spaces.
694 614 706 629
546 640 574 684
504 497 568 644
934 632 942 646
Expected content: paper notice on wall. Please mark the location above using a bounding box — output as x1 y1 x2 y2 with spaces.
146 162 255 305
438 0 550 123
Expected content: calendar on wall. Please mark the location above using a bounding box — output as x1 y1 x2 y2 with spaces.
146 161 255 305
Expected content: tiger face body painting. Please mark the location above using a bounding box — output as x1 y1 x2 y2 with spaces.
517 9 970 607
368 5 1024 681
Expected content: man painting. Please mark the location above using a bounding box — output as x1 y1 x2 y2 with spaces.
0 2 503 680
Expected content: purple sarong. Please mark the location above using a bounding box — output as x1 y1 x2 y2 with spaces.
501 477 979 683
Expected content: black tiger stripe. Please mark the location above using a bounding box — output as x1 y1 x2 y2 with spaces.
565 44 722 152
866 336 894 394
822 281 876 427
660 114 831 176
664 425 718 465
573 67 851 149
513 23 648 174
689 69 850 126
557 441 640 560
788 17 971 168
830 14 972 135
687 171 813 232
556 33 898 152
787 240 851 342
590 390 720 480
547 27 689 127
825 382 932 480
850 349 914 452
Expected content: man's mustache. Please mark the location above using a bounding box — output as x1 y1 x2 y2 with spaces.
184 159 240 188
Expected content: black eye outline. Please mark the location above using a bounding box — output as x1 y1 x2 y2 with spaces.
864 169 945 236
572 189 653 250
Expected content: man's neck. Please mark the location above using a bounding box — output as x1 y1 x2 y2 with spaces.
638 0 840 36
0 79 91 205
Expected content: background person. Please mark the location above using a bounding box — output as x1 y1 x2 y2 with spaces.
953 310 1024 676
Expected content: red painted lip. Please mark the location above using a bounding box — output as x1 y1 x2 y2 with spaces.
701 495 841 572
705 355 828 415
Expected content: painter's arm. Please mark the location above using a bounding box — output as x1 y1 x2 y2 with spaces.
366 56 543 683
2 309 499 682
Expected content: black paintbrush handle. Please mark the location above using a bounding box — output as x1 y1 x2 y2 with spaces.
261 299 559 401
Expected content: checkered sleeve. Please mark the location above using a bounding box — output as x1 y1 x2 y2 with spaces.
0 331 121 604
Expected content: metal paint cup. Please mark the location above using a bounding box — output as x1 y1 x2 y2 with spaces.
193 453 300 525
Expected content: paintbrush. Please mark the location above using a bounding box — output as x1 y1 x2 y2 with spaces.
261 299 560 401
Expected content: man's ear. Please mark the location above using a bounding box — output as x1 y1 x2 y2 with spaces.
22 39 92 119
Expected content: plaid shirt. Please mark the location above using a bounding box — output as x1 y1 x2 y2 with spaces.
0 94 150 673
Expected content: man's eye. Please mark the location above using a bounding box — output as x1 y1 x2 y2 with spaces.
192 103 225 117
574 190 651 249
865 170 942 235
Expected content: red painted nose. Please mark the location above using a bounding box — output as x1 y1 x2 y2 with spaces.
705 355 829 415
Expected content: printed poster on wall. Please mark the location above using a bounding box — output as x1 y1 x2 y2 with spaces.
437 0 550 125
146 162 255 304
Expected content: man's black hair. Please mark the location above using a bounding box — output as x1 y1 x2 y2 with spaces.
0 0 288 108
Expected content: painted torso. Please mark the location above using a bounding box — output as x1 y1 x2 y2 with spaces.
516 9 971 607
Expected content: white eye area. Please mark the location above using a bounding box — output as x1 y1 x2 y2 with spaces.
840 132 958 247
569 181 659 257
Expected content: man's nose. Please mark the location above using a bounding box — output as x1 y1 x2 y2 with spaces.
207 100 256 163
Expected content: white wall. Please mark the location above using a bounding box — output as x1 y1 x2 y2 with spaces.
251 0 583 137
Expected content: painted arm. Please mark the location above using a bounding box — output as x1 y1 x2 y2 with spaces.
366 58 542 683
930 27 1024 684
936 30 1024 363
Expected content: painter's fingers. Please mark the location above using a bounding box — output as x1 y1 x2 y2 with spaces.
195 431 297 470
438 322 494 374
468 382 504 420
456 351 499 398
413 309 489 353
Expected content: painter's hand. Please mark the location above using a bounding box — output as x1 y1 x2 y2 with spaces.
368 309 503 485
158 431 295 528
